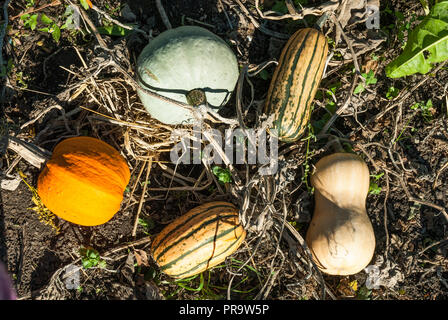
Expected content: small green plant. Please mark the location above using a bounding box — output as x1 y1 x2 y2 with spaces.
25 0 35 8
162 258 260 300
312 82 340 133
301 123 317 193
38 14 61 43
15 71 28 88
20 4 82 43
411 99 434 122
79 246 107 269
21 13 61 42
356 285 372 300
138 217 154 235
212 166 232 184
354 70 377 94
392 116 415 145
386 86 400 99
20 13 38 30
369 172 384 195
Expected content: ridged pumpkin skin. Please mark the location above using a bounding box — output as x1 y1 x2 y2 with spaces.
306 153 376 275
37 136 130 226
151 201 246 279
137 26 239 125
264 28 328 142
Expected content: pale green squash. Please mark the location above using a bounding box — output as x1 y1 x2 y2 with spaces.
136 26 239 125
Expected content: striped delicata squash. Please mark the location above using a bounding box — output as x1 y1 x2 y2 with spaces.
151 201 246 279
264 28 328 142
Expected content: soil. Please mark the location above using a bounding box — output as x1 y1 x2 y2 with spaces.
1 0 447 300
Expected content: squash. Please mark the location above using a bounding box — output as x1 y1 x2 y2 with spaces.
305 152 376 275
264 28 328 142
151 201 246 279
37 136 130 226
136 26 239 125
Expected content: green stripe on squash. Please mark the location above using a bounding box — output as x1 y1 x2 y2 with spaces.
264 28 328 143
151 201 246 279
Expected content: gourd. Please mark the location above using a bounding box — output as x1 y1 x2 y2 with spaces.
151 201 246 279
305 152 376 275
136 26 239 125
264 28 328 142
37 136 131 226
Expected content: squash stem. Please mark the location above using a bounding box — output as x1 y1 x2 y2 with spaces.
186 89 207 107
327 135 344 153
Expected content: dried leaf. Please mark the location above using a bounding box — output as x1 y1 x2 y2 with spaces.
335 0 381 44
134 249 149 267
1 174 21 191
362 57 379 74
145 281 164 300
120 252 135 284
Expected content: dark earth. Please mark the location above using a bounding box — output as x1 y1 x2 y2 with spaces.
0 0 447 300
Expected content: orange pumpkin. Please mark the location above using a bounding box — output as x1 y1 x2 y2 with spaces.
37 136 130 226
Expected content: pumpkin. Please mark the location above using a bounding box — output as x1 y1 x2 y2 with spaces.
305 152 376 275
151 201 246 279
136 26 239 125
37 136 130 226
264 28 328 142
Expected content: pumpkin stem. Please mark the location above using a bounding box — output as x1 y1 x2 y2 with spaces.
327 135 344 153
186 89 207 107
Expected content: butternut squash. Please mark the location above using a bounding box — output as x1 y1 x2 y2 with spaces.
264 28 328 142
305 152 376 275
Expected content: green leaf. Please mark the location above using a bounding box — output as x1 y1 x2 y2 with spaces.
22 14 38 30
82 259 94 269
363 70 377 85
371 172 384 181
212 166 232 184
51 25 61 42
386 86 400 99
385 1 448 78
40 14 53 25
369 182 382 195
97 24 134 37
354 83 365 94
79 0 90 10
